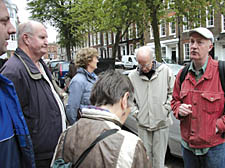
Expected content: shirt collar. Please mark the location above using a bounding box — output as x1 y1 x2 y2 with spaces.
189 56 208 75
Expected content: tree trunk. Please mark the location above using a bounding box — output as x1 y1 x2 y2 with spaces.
150 10 162 62
112 30 122 60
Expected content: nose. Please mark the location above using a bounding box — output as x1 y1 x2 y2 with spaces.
191 41 197 48
8 22 16 35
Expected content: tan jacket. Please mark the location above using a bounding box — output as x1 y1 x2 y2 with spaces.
128 63 175 131
52 107 151 168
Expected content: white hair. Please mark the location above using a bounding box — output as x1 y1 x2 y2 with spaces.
17 20 45 41
136 46 154 60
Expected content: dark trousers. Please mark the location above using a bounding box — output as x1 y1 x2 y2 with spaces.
182 143 225 168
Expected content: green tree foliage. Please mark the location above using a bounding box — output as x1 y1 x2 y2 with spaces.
27 0 224 61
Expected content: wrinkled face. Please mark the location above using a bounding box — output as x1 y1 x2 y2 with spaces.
137 54 153 73
189 33 213 61
27 24 48 58
88 56 99 71
0 2 16 55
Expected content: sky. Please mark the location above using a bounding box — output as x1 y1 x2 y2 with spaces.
12 0 57 43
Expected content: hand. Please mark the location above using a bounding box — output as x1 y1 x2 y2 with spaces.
179 104 192 117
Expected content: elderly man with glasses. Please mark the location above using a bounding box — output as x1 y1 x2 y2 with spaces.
128 46 175 168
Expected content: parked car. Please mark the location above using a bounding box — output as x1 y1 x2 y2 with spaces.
53 62 70 88
115 59 124 69
121 55 138 69
47 59 65 73
122 63 184 158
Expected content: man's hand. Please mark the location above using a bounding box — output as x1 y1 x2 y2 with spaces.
179 104 192 117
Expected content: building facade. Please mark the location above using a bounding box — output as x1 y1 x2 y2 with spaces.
144 10 225 64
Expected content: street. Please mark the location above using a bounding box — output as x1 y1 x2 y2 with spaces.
165 154 184 168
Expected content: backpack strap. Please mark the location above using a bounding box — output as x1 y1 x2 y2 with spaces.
218 61 225 139
219 61 225 94
180 64 190 88
73 129 119 168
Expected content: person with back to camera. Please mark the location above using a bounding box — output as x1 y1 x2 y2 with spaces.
52 70 151 168
171 27 225 168
1 20 66 168
0 0 35 167
66 47 98 125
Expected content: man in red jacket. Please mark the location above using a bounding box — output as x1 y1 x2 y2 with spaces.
171 27 225 168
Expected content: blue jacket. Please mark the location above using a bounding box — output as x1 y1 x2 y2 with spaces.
66 68 97 125
0 74 35 168
1 48 62 161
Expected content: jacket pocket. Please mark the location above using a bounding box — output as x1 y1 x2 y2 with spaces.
180 91 188 103
201 93 221 113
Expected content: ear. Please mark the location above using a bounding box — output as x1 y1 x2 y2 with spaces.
208 42 213 52
23 34 30 46
121 92 129 111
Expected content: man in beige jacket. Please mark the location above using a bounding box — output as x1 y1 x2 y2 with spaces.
129 46 175 168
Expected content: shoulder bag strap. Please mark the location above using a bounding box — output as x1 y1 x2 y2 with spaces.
73 129 119 168
179 63 190 88
219 60 225 94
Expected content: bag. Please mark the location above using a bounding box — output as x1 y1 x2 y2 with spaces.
52 129 118 168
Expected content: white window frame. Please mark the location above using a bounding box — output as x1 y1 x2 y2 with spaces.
169 21 176 35
98 48 101 57
183 43 190 60
128 26 132 40
90 34 93 46
109 48 112 58
129 44 134 55
113 33 116 44
120 45 127 56
97 32 101 44
206 7 214 28
221 14 225 33
135 24 139 38
160 20 166 37
108 32 112 44
136 43 140 49
103 33 107 46
10 34 16 41
93 33 96 46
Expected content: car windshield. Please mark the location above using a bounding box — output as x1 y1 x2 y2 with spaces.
61 63 69 71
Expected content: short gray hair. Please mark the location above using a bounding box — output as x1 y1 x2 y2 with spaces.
17 20 44 41
90 70 134 106
136 46 154 60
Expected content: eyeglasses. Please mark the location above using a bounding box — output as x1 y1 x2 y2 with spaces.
138 62 152 69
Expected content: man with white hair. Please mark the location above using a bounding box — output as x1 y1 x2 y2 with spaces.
1 20 66 168
128 46 175 168
0 0 35 167
172 27 225 168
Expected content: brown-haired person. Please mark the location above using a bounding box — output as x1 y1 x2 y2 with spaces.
66 47 98 125
52 70 151 168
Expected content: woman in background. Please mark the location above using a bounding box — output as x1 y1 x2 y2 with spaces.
66 48 98 125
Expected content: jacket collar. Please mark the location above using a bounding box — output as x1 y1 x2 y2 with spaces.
82 106 122 127
187 56 213 82
14 48 52 80
138 61 163 81
77 67 97 82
